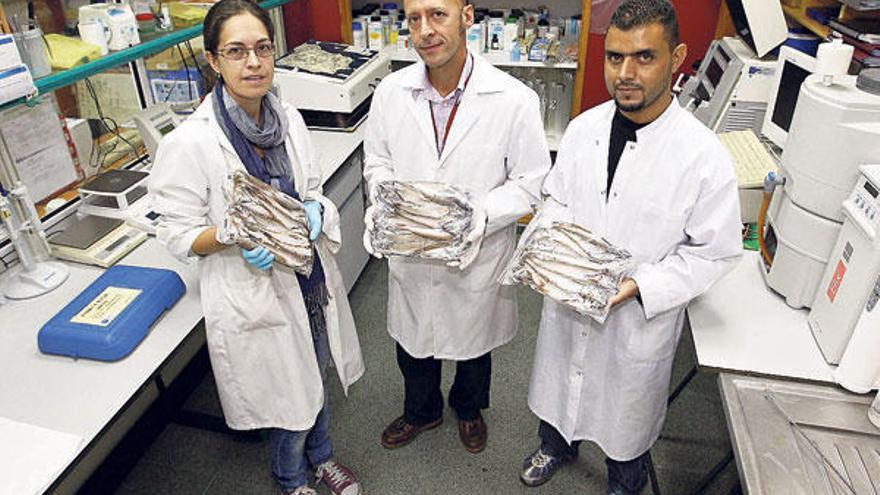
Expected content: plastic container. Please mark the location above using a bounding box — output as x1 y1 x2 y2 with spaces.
136 12 155 35
488 11 505 53
13 28 50 79
467 16 484 53
368 16 384 50
380 9 392 44
396 28 409 50
352 21 366 49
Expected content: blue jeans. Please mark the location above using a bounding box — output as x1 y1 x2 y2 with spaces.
270 307 333 492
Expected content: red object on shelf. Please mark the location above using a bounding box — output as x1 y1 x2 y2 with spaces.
282 0 344 48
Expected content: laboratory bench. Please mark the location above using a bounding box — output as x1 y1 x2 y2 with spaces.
0 127 368 495
687 251 880 493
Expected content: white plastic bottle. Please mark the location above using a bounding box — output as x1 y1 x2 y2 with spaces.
467 16 484 53
352 21 366 49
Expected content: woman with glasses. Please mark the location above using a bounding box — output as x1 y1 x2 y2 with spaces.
148 1 363 493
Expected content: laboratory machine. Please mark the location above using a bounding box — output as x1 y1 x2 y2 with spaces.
809 165 880 375
49 214 147 268
679 37 777 134
723 0 788 58
78 3 140 52
78 168 161 234
0 113 68 299
274 41 391 131
760 46 817 149
760 69 880 309
132 103 180 159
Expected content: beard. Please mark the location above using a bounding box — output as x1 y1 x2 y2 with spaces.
611 73 671 113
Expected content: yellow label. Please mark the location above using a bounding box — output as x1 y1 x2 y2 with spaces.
70 287 142 327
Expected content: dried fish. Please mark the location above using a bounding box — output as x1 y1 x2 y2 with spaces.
500 221 632 322
277 43 354 75
225 171 314 276
369 180 480 263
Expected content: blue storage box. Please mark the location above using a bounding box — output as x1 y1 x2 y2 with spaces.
38 265 186 361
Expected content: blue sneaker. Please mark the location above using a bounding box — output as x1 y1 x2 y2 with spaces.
520 447 569 487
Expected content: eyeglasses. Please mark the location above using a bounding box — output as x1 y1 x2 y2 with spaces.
216 42 275 61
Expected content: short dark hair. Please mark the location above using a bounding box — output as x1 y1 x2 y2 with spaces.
609 0 680 50
203 0 274 54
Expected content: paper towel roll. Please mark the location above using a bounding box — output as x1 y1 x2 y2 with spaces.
834 295 880 393
816 39 854 84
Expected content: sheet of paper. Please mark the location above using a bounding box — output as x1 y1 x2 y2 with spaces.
0 416 83 495
0 95 79 203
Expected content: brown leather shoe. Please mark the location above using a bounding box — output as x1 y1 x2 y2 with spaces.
458 416 487 453
381 415 442 449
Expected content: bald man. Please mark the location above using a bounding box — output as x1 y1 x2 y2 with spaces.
363 0 551 454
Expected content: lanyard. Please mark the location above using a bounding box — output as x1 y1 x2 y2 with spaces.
429 57 474 159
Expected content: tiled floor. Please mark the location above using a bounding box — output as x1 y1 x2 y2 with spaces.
83 259 741 495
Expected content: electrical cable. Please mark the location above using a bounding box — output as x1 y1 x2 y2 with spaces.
177 45 194 103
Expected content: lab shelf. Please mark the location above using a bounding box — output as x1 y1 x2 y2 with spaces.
0 0 293 111
385 47 578 69
782 3 834 38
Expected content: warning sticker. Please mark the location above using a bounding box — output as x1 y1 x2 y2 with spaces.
826 260 847 303
70 287 142 327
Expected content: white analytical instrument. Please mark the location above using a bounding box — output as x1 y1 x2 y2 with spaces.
78 169 161 234
49 214 146 268
132 103 180 159
78 4 140 52
679 37 777 134
760 69 880 309
274 41 390 131
809 166 880 382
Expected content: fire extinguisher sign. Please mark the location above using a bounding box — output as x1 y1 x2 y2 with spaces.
827 260 846 303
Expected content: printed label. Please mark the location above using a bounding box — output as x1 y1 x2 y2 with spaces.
827 260 847 303
70 287 142 327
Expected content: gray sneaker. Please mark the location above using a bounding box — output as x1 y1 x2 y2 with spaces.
316 459 362 495
521 447 569 487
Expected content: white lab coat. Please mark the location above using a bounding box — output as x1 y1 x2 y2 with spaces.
363 53 551 360
527 100 742 460
149 93 364 432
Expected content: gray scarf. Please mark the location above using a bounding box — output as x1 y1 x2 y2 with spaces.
212 86 295 195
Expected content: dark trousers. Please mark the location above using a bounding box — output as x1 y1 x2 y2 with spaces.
396 343 491 425
539 420 649 494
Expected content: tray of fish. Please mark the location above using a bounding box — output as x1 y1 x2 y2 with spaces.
500 222 632 322
225 171 314 276
369 180 480 264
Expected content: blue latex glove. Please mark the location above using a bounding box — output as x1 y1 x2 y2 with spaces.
241 245 274 271
303 200 323 241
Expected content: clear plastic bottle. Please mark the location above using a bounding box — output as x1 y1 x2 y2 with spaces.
368 16 385 50
379 10 392 44
352 21 366 49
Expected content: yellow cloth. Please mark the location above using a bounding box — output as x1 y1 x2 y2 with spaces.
45 34 102 69
168 2 210 27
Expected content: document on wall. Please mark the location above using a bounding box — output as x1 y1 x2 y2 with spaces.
0 416 83 495
0 95 79 203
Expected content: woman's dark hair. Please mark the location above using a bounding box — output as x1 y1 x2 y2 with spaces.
203 0 274 54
